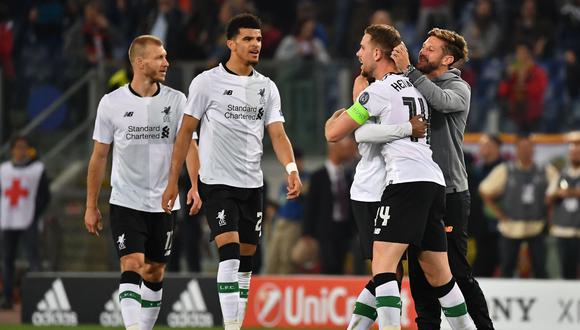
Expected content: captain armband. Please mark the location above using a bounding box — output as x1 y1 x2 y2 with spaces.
346 102 370 125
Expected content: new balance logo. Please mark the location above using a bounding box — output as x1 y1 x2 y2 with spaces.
99 290 123 326
124 112 134 117
32 279 78 326
223 90 233 95
167 280 213 327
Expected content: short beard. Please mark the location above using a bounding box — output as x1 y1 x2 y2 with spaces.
416 61 438 74
249 59 259 66
145 68 164 83
360 66 373 79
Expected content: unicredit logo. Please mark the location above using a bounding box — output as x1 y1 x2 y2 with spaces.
255 283 283 327
254 282 357 327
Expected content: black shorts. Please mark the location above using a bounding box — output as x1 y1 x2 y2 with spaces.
352 200 380 260
109 204 176 263
200 183 263 245
374 182 447 252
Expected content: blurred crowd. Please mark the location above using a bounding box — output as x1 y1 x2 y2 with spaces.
468 134 580 280
1 0 580 136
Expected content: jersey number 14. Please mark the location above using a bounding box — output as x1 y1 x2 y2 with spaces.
402 96 431 144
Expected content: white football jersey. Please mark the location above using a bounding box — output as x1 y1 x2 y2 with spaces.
348 74 445 186
351 123 387 202
93 84 196 212
185 63 284 188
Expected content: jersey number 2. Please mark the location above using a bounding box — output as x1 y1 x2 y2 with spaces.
255 212 263 237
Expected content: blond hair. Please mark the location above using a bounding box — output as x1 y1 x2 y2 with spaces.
427 28 469 66
128 35 163 64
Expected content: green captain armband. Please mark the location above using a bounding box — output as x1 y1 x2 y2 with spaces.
346 102 370 125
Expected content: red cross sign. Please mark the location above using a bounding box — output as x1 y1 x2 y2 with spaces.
5 178 29 207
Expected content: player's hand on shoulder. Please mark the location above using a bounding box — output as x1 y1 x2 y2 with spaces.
187 187 203 216
410 115 426 138
162 184 178 214
84 207 103 236
287 172 302 199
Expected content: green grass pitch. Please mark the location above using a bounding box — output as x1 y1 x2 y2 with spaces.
0 327 297 330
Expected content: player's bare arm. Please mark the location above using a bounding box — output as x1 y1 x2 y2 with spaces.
162 114 200 213
266 122 302 199
84 141 110 236
325 108 361 142
185 140 202 215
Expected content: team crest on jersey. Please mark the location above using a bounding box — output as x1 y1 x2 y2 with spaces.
216 209 226 226
117 234 126 250
162 106 171 122
358 92 369 105
258 88 266 104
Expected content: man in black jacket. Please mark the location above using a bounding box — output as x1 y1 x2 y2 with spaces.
302 137 356 274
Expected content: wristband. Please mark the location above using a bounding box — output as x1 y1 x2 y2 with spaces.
285 162 298 174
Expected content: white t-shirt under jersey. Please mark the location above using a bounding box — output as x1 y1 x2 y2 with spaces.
348 74 445 187
93 83 196 212
185 63 285 188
